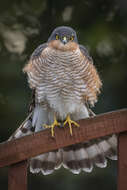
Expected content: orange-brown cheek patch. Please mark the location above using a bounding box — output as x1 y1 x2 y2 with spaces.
48 40 78 51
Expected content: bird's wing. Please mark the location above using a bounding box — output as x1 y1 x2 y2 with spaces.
30 43 48 59
8 44 48 140
79 44 102 107
8 90 35 140
79 45 93 64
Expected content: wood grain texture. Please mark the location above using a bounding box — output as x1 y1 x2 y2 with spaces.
0 109 127 168
8 160 28 190
118 132 127 190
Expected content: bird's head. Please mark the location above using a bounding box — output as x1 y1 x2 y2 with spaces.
48 26 78 51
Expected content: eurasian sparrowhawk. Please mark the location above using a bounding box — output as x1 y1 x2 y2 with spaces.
9 26 117 175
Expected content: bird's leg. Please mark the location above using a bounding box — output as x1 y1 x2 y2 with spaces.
63 114 80 136
43 115 60 137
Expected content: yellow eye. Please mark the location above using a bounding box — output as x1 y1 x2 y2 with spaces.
55 34 59 40
70 36 74 41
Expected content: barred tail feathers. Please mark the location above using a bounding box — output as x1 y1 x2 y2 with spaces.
62 134 117 174
8 113 33 141
30 150 62 175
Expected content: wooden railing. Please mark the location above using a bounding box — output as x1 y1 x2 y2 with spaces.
0 109 127 190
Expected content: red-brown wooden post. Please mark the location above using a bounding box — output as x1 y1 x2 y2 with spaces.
8 160 28 190
118 132 127 190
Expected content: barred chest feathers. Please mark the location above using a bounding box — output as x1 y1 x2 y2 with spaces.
25 46 98 119
40 47 87 116
41 48 86 94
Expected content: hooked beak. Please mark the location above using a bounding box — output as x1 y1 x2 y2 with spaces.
62 36 68 45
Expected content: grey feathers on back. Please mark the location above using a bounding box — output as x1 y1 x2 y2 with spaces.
31 43 47 59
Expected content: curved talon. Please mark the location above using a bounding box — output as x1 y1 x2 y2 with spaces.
63 115 80 135
43 117 60 137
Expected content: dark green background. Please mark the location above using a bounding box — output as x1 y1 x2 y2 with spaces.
0 0 127 189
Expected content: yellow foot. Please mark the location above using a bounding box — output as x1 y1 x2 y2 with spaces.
63 115 80 136
43 117 60 137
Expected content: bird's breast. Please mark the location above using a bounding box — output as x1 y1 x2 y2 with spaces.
26 44 101 114
27 46 92 117
42 48 87 101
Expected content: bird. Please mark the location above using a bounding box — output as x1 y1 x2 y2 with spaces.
9 26 117 175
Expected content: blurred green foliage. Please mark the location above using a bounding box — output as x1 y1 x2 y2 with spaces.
0 0 127 189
